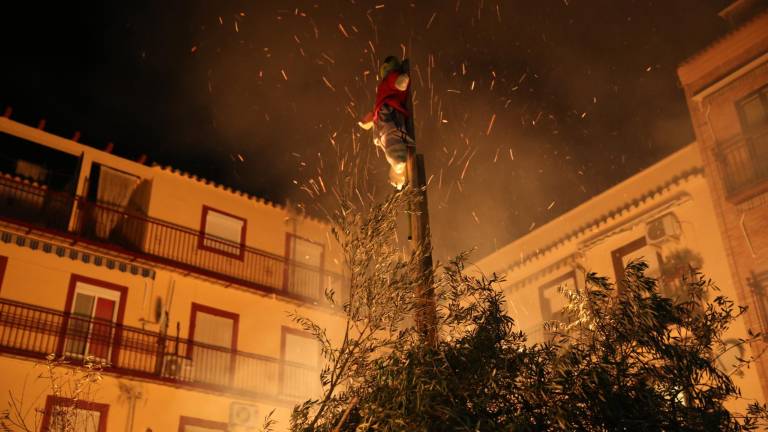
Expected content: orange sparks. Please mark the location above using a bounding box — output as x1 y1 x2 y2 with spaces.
426 12 437 29
281 69 288 80
338 23 349 38
486 113 496 135
460 149 477 180
322 76 336 92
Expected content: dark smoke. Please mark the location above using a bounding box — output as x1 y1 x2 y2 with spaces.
1 0 729 261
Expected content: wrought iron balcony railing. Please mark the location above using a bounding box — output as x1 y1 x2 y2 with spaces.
0 174 346 305
0 298 321 402
716 129 768 201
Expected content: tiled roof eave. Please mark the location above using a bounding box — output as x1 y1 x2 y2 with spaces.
497 166 705 275
151 164 326 225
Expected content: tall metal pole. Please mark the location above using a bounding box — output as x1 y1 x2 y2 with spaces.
403 59 437 347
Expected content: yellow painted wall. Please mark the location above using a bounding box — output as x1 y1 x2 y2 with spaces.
0 117 349 431
0 355 297 432
0 117 342 274
475 144 765 408
0 232 345 359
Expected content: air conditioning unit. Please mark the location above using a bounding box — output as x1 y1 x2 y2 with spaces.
230 402 259 429
162 354 193 381
645 213 681 244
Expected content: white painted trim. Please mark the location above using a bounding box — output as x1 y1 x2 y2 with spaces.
73 282 122 304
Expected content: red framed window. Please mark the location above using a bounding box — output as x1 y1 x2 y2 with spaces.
59 275 127 365
187 303 239 386
284 233 325 300
178 416 228 432
280 326 321 397
610 237 662 292
40 395 109 432
198 206 247 259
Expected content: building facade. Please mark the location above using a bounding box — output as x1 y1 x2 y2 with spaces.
0 117 346 431
677 0 768 397
475 144 765 406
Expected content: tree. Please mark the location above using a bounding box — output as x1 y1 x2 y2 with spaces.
290 189 768 432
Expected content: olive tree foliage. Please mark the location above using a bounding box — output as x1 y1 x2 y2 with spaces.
289 188 424 430
289 188 768 431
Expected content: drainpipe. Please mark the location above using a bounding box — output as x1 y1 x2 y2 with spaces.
118 382 142 432
125 396 136 432
740 212 758 258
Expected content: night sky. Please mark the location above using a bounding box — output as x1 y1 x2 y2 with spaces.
2 0 730 261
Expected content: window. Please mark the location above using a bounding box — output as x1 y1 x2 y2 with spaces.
737 85 768 132
539 272 577 321
611 237 662 292
15 159 47 182
87 164 140 208
538 272 578 341
282 328 319 368
188 303 238 386
281 327 321 397
178 416 228 432
41 396 109 432
285 234 324 300
199 206 246 258
62 276 126 363
83 164 141 241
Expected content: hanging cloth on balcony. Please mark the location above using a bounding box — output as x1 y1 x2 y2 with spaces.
94 166 139 239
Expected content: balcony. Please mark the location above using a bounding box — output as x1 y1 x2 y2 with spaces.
0 175 346 305
0 298 320 402
716 129 768 203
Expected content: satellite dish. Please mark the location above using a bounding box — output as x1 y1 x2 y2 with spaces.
153 296 163 323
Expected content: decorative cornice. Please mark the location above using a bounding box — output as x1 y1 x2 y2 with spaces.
493 166 705 276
